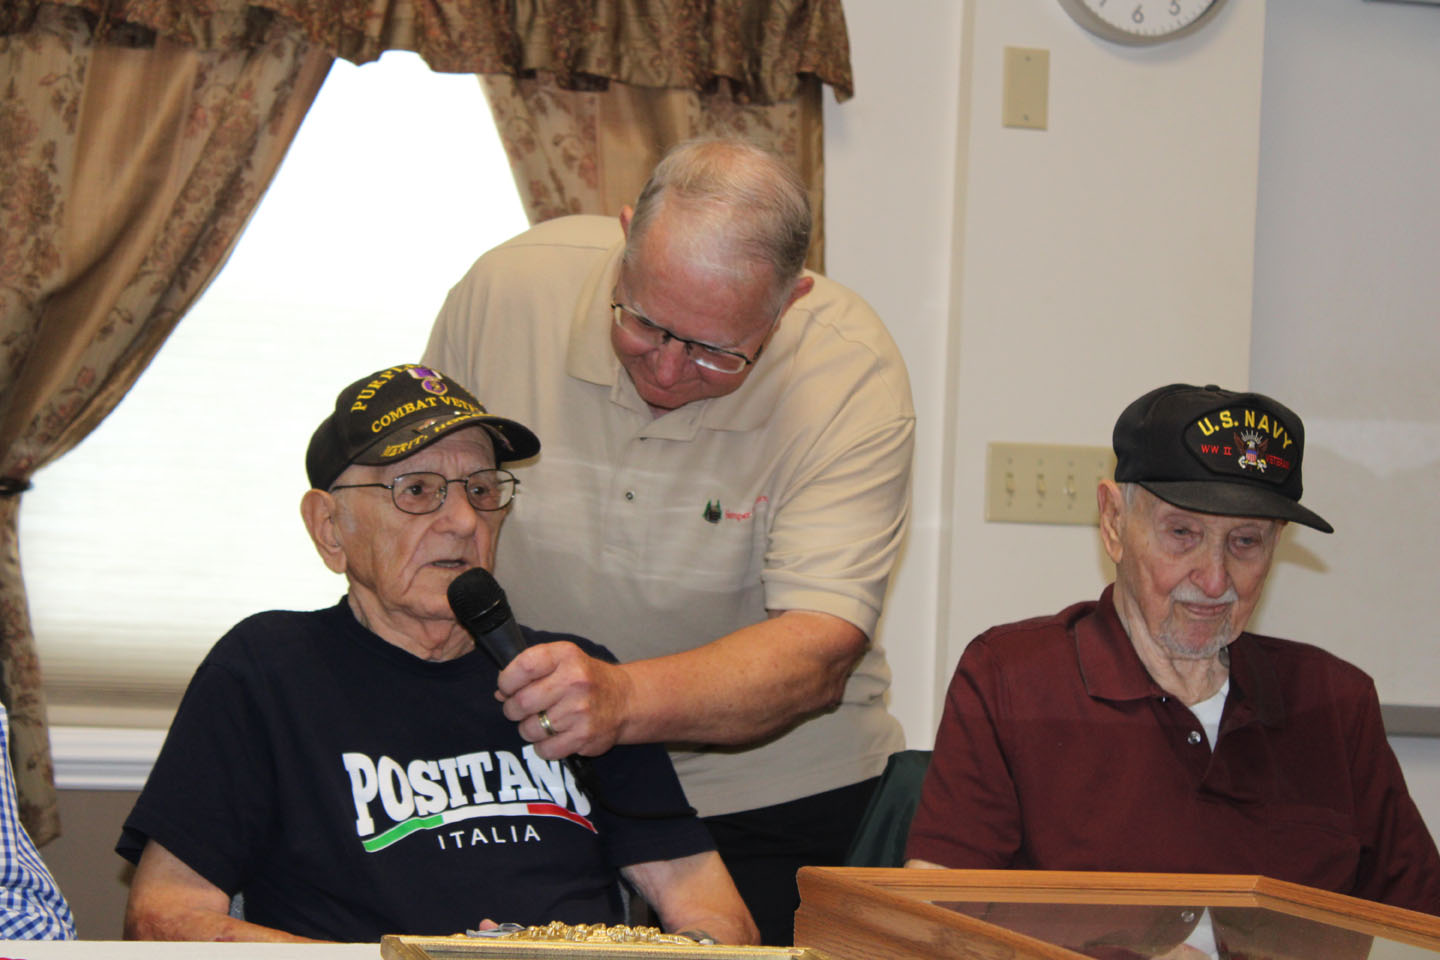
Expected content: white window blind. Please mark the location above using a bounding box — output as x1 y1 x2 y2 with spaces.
19 52 529 728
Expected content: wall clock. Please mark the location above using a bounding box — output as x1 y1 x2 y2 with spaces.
1057 0 1231 45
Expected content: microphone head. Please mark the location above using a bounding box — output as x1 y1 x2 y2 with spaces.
446 567 511 634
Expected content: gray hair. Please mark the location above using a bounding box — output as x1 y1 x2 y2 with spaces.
624 138 812 296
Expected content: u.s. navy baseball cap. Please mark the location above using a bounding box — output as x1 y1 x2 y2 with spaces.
306 364 540 490
1113 383 1332 533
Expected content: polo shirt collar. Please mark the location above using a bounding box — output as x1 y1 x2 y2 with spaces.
1075 584 1286 728
564 239 625 388
1223 633 1285 728
562 238 794 435
1075 584 1161 702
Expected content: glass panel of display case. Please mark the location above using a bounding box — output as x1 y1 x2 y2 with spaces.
932 899 1434 959
794 868 1440 960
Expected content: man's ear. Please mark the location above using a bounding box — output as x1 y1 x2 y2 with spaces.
618 205 634 237
1097 480 1127 566
783 275 814 313
761 276 814 343
300 489 348 575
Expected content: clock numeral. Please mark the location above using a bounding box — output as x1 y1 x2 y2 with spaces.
1064 0 1224 43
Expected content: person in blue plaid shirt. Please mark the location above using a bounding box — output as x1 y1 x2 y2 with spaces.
0 702 75 940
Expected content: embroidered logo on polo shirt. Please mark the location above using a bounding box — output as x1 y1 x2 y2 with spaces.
701 495 770 523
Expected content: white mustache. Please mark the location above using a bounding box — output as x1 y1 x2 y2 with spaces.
1171 583 1238 605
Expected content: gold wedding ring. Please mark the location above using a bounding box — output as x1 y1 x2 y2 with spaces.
537 710 556 737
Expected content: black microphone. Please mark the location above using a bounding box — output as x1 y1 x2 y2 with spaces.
447 567 528 669
445 567 693 821
448 567 606 800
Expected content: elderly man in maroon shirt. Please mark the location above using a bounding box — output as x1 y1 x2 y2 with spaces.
906 383 1440 917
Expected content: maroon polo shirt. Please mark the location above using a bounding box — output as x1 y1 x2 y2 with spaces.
907 586 1440 916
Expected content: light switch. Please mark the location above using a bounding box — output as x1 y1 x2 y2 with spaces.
1003 47 1049 130
985 442 1114 525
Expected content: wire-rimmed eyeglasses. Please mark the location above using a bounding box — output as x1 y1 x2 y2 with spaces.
330 469 518 515
610 301 768 375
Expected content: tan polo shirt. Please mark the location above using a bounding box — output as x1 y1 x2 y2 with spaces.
424 215 913 816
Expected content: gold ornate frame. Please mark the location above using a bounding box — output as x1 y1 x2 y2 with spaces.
380 937 827 960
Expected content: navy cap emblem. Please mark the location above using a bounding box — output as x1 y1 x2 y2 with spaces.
1182 406 1294 487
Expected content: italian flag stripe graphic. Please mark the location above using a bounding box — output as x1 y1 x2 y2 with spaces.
362 801 596 852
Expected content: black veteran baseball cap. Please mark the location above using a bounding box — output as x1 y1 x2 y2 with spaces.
1113 383 1332 533
306 364 540 490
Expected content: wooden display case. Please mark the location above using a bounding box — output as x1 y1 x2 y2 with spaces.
794 867 1440 959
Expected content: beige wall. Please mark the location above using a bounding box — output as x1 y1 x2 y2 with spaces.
45 790 136 939
1247 0 1440 707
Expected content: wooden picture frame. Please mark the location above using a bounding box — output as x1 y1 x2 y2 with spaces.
794 867 1440 960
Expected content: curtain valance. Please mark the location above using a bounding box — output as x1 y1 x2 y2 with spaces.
0 0 852 104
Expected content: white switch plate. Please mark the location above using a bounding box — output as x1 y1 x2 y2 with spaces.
985 442 1115 525
1002 46 1049 130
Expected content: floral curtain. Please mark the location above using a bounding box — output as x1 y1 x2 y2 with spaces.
0 4 331 841
480 0 852 271
483 74 831 270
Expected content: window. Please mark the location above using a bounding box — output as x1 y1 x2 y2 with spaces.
20 52 529 730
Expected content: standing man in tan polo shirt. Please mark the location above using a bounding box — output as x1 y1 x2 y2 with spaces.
423 138 914 944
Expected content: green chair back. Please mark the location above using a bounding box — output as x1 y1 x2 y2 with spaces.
843 749 932 867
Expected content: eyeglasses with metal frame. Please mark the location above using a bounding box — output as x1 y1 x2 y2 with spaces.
329 469 519 515
610 301 768 375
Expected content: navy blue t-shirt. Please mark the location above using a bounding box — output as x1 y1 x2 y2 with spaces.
117 599 711 941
